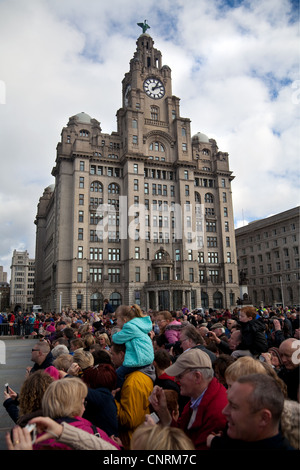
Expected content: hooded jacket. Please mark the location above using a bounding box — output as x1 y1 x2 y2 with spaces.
112 316 154 367
238 318 268 355
115 367 154 449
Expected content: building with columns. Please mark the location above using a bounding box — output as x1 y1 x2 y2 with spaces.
235 206 300 307
34 29 239 313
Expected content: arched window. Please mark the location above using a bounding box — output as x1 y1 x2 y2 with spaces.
205 193 214 203
149 141 165 152
110 292 122 310
108 183 120 194
80 129 89 137
195 192 201 203
154 249 169 260
90 181 103 192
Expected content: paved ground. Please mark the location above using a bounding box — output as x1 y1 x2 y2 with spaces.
0 337 35 450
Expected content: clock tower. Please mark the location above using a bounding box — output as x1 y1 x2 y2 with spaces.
117 29 191 164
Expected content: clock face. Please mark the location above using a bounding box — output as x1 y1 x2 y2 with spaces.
143 77 165 99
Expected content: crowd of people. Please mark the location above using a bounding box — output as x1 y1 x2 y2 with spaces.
3 302 300 451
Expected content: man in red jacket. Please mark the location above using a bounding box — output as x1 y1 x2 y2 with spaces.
149 348 228 450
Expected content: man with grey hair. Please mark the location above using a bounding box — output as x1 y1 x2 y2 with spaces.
207 374 295 450
148 348 228 450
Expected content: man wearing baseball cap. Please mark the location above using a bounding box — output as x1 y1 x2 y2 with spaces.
149 348 228 450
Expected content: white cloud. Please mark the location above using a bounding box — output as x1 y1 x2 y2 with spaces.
0 0 298 280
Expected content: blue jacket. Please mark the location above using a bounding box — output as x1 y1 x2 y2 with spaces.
112 316 154 367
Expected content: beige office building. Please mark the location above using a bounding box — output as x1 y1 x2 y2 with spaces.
34 31 239 313
10 250 35 312
235 206 300 307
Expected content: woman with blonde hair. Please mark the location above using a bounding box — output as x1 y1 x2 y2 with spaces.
96 332 111 351
131 423 195 450
33 377 120 450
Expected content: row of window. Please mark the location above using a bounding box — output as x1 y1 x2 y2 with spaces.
76 244 233 264
76 266 234 284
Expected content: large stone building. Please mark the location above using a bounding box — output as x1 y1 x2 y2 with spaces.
235 206 300 307
34 29 239 313
10 250 35 312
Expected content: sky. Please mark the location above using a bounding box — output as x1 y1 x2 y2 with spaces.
0 0 299 280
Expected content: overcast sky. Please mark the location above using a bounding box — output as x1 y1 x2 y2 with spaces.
0 0 299 280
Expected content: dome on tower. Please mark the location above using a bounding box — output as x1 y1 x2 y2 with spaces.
74 112 92 124
192 132 210 143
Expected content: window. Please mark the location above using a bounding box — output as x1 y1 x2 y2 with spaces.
135 247 140 259
80 161 85 171
80 129 89 137
89 267 102 282
108 183 120 194
227 252 232 263
205 193 214 203
78 228 83 240
151 106 159 121
77 267 83 283
189 268 194 282
182 143 187 151
78 211 84 223
76 294 83 309
208 252 218 263
77 246 83 259
184 170 189 180
133 163 138 174
108 248 121 260
185 185 189 196
135 267 140 282
90 181 103 193
134 179 139 191
133 135 138 144
108 268 120 283
149 141 165 152
207 237 217 247
79 177 84 188
79 194 84 205
90 247 103 260
132 119 138 128
206 221 217 232
209 270 220 283
144 183 149 194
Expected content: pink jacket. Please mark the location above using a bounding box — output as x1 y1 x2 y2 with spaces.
33 415 120 450
164 319 182 343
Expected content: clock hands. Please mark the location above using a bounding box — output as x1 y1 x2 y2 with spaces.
152 80 162 91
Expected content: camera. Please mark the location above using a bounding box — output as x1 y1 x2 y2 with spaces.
150 412 160 424
25 423 37 443
4 383 9 393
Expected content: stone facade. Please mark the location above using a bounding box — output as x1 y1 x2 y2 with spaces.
235 206 300 307
34 33 239 313
10 250 35 312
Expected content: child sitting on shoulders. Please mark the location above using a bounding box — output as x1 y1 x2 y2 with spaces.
112 304 154 387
